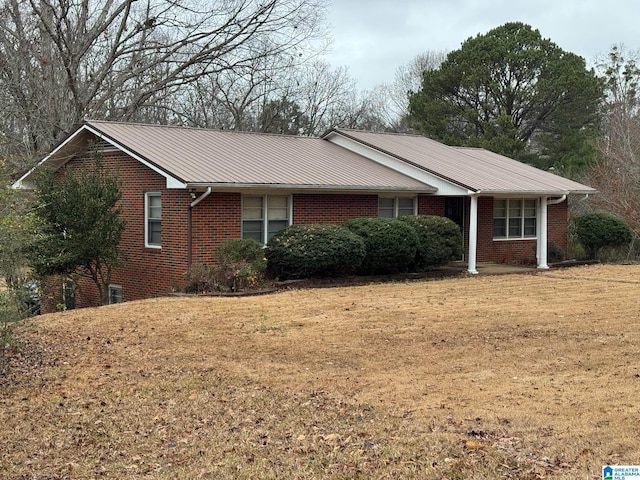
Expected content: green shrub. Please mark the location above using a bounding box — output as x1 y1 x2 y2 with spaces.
265 224 366 279
216 238 265 267
214 239 268 292
575 212 633 260
342 217 419 274
399 215 463 268
184 239 268 293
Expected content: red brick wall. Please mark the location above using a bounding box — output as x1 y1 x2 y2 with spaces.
190 192 242 264
44 151 570 310
293 193 378 223
548 201 569 255
418 195 445 216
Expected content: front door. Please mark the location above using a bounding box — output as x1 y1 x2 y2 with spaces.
445 197 465 260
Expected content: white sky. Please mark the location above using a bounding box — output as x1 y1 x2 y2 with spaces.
325 0 639 91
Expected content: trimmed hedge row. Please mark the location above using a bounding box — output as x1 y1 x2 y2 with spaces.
342 217 419 274
265 224 366 279
399 215 463 268
266 215 463 279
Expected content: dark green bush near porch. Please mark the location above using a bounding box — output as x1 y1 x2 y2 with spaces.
575 212 632 260
265 224 366 279
342 217 419 274
399 215 463 268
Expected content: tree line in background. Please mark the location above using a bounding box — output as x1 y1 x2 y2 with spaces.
0 3 636 187
0 0 390 176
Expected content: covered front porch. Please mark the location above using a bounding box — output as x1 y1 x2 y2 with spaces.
462 193 570 274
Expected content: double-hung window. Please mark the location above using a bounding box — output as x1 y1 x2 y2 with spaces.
378 197 416 218
242 195 291 244
145 192 161 248
493 198 537 239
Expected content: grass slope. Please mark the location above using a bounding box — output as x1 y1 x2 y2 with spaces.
1 264 640 479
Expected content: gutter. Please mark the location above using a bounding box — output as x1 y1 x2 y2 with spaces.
547 194 567 205
184 182 436 194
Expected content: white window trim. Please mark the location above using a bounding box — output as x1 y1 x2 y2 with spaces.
108 284 123 304
145 192 162 249
493 198 537 241
242 194 293 244
378 196 417 218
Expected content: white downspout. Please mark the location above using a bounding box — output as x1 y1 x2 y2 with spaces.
468 194 479 275
547 194 567 206
190 187 212 208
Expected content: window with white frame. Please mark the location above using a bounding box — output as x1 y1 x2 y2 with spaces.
242 195 291 244
378 197 416 218
493 198 537 239
145 192 162 247
108 284 123 304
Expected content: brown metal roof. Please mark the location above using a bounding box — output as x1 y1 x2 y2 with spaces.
328 129 597 195
84 121 433 192
16 120 596 197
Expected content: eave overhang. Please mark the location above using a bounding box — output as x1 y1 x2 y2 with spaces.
12 123 187 190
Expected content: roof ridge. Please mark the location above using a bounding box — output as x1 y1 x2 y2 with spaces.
334 128 428 139
85 119 319 139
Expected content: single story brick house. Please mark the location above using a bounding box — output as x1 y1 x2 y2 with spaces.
14 120 596 309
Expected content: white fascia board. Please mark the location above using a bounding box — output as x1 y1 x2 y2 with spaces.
13 124 187 190
326 134 470 196
84 125 187 189
12 126 89 189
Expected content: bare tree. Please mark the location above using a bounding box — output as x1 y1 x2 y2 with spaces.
294 61 360 134
0 0 328 162
589 45 640 244
391 50 447 117
372 50 447 131
176 58 381 136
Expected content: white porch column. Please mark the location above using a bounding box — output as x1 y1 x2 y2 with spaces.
538 196 549 269
468 195 479 274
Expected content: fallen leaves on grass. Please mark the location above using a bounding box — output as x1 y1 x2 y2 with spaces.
2 264 640 479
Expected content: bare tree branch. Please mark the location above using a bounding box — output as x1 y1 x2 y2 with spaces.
0 0 328 163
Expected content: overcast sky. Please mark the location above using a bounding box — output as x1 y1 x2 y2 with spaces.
325 0 639 91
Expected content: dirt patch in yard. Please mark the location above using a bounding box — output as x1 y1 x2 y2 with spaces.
1 264 639 479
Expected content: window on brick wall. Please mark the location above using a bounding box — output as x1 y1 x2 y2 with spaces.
145 192 161 248
378 197 416 218
493 198 537 239
109 284 123 304
242 195 291 244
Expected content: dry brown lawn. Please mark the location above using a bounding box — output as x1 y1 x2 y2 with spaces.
2 264 640 479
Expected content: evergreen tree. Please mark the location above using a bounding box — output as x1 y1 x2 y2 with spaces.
409 22 604 174
29 157 125 306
